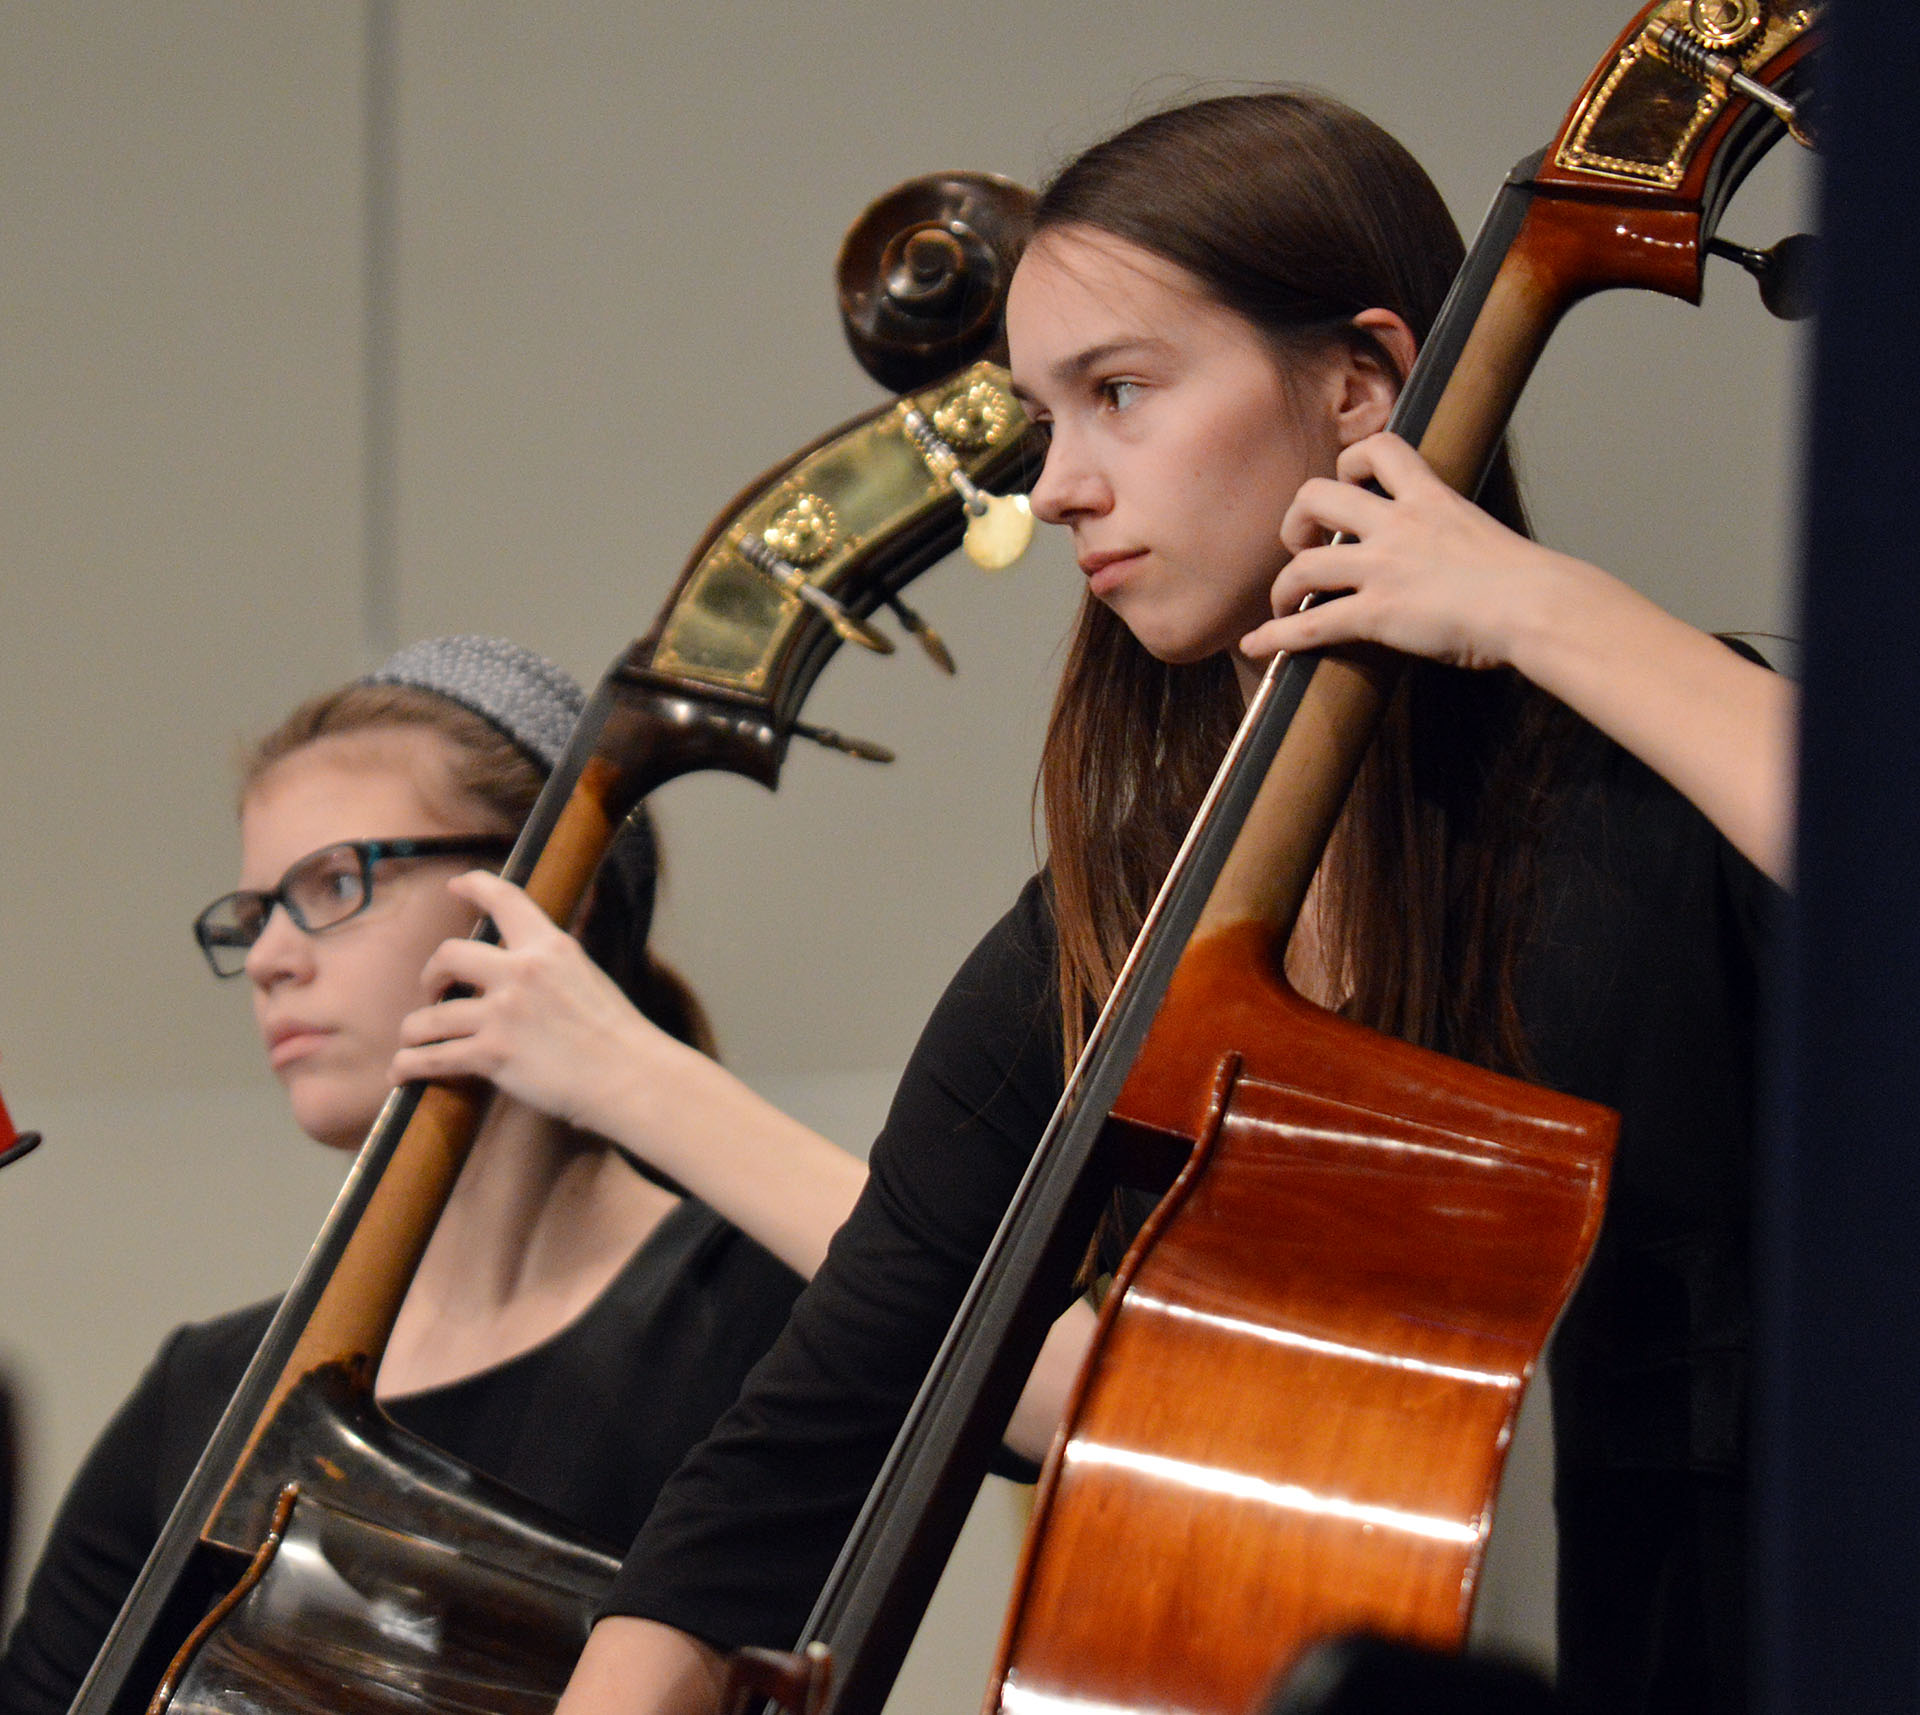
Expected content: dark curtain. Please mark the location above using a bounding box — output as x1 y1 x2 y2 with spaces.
1757 0 1920 1708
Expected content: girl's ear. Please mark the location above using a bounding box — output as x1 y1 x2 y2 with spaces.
1328 308 1418 449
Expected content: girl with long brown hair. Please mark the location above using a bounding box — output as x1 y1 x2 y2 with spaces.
554 91 1775 1715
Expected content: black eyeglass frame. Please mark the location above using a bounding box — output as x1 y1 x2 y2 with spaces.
193 836 514 978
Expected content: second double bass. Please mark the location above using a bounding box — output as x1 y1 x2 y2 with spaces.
41 174 1041 1715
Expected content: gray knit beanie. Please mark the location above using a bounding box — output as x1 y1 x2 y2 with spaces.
362 636 585 772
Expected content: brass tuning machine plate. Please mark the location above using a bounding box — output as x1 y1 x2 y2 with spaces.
1648 16 1816 148
900 393 1035 572
733 529 894 656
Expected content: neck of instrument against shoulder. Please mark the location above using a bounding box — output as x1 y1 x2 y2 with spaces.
1194 236 1568 953
251 772 624 1422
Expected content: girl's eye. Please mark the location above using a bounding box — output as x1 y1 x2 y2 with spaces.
1101 379 1141 412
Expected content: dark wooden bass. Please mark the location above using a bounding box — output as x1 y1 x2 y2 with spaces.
747 12 1821 1715
65 173 1041 1715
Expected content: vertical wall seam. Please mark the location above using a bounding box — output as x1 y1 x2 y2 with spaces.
361 0 398 661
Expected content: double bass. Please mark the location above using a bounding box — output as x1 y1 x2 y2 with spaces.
61 173 1042 1715
729 9 1820 1715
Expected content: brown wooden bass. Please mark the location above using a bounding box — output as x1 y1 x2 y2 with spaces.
64 173 1040 1715
768 12 1820 1715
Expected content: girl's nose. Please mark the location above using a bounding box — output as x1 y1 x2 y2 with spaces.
1027 428 1109 525
243 901 312 989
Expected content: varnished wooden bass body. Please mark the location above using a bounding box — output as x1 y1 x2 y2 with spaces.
987 8 1819 1708
995 954 1609 1715
765 13 1820 1715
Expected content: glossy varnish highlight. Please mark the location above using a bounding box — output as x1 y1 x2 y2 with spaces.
988 931 1613 1715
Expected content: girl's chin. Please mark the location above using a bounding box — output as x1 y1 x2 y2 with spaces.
283 1078 385 1152
314 1125 370 1153
1127 626 1237 669
1106 596 1258 669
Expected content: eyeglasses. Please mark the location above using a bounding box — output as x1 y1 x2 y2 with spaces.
193 836 513 978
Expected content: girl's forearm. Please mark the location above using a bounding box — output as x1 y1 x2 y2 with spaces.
1504 553 1796 886
556 1618 727 1715
584 1031 867 1279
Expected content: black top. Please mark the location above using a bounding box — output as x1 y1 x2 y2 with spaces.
0 1196 802 1715
607 731 1774 1656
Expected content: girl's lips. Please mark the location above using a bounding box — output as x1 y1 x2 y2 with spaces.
265 1024 332 1070
1080 549 1144 596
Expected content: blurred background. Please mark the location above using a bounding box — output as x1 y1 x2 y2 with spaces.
0 1 1809 1702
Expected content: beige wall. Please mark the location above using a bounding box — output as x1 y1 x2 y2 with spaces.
0 0 1809 1697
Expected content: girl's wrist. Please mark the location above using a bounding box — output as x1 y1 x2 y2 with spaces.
1497 548 1614 690
578 1013 676 1149
590 1024 721 1178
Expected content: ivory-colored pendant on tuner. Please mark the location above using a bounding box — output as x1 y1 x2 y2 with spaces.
965 493 1034 570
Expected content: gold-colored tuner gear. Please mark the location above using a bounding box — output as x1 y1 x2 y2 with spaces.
899 402 1036 572
763 495 840 565
1688 0 1763 49
931 380 1010 451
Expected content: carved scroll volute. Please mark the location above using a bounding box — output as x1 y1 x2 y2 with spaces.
837 173 1036 392
609 172 1042 766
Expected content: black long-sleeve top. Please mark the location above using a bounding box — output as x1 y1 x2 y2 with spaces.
607 733 1774 1664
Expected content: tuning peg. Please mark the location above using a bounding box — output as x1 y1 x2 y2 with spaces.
735 533 895 655
961 492 1035 572
792 721 895 764
1648 21 1815 149
887 595 956 674
1708 233 1819 322
900 407 1035 571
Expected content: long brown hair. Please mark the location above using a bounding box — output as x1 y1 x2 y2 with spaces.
241 682 715 1055
1035 89 1569 1076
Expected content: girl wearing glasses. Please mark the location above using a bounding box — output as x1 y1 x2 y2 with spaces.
0 638 833 1715
5 635 1084 1715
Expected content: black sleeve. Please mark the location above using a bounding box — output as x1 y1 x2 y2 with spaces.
0 1307 269 1715
1517 733 1777 1475
604 877 1063 1653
